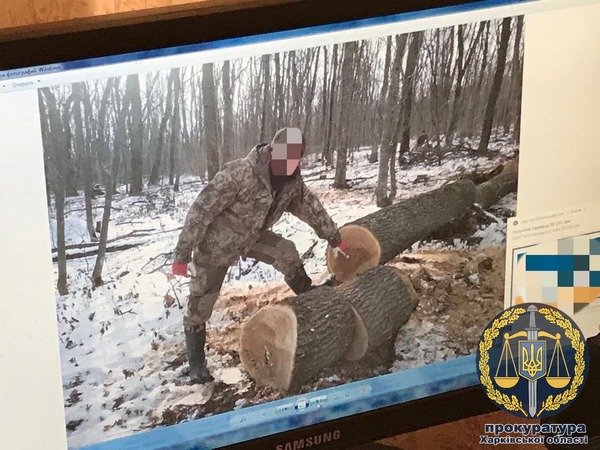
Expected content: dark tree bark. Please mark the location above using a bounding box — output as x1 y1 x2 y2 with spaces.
478 18 511 153
398 31 422 164
498 16 523 135
303 47 320 140
92 79 126 287
72 83 97 242
127 74 144 195
148 70 175 186
446 23 484 146
274 53 285 131
337 267 418 361
334 41 358 188
288 50 301 126
322 43 338 166
505 16 524 143
169 68 182 188
375 34 407 207
320 46 329 145
96 79 113 168
259 54 272 142
465 22 491 135
64 156 79 198
369 36 393 164
202 63 220 180
222 60 235 163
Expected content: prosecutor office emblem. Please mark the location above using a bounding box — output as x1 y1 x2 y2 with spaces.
476 303 588 418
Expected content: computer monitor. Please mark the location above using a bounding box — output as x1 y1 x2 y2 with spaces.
1 0 598 449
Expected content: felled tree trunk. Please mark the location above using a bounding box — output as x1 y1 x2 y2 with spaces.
475 172 518 210
240 286 351 391
327 179 477 281
338 267 418 361
240 266 416 391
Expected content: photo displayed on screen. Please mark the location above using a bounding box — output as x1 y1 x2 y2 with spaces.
38 14 524 447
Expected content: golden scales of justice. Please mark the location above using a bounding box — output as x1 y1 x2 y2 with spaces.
494 330 571 389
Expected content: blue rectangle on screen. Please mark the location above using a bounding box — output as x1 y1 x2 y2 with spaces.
589 271 600 287
558 271 574 287
573 255 590 271
526 255 574 272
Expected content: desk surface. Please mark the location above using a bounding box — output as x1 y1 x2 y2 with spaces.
0 0 293 41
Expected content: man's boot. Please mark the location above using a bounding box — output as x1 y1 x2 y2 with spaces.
184 324 213 384
285 265 313 294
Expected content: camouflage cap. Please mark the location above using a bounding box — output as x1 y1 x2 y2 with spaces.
271 127 306 158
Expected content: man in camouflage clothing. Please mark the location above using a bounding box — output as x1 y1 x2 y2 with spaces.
172 127 348 384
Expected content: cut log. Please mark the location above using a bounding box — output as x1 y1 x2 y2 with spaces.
239 266 416 390
475 172 518 210
326 224 381 282
240 286 352 391
327 179 477 281
337 266 418 361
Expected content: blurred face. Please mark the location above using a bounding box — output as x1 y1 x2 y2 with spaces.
270 127 304 176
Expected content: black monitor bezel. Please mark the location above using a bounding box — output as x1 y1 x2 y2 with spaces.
221 385 496 449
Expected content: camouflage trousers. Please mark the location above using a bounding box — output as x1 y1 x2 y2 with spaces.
184 230 304 329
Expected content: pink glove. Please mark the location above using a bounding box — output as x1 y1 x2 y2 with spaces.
332 241 350 259
172 262 189 277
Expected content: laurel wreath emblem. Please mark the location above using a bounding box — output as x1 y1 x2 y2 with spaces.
478 307 527 416
536 307 586 416
478 306 586 418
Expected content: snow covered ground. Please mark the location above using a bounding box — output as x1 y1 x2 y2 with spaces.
51 138 518 447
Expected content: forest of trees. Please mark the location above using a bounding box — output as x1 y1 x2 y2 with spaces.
39 16 524 295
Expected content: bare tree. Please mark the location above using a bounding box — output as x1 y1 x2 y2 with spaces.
92 79 125 287
169 68 182 190
376 35 408 207
222 60 235 163
504 16 524 143
72 83 97 242
303 47 320 139
148 70 175 186
259 54 273 142
40 88 72 295
369 36 393 164
398 32 423 162
478 17 512 153
334 41 358 188
202 63 220 180
446 23 485 147
323 44 339 166
127 74 144 195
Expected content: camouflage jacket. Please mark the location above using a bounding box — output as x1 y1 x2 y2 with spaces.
174 144 341 266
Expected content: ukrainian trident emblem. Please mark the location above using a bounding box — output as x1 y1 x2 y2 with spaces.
477 303 588 418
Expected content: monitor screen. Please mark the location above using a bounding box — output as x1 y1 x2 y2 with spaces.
0 0 598 449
